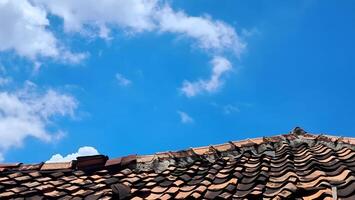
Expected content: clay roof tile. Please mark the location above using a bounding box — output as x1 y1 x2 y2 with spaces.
1 129 355 199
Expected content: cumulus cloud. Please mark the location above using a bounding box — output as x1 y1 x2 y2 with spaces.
34 0 158 37
116 73 132 87
181 56 232 97
46 146 99 163
0 0 85 63
33 1 244 81
156 6 245 55
0 82 78 161
177 111 194 124
3 0 245 93
35 0 244 53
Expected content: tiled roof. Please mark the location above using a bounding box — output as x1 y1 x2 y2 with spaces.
1 127 355 199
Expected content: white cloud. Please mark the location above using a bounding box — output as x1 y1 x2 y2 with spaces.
177 111 194 124
181 56 232 97
35 0 244 53
156 6 245 55
32 0 245 75
0 82 78 161
35 0 158 38
1 0 245 92
223 104 240 114
0 0 85 63
115 73 132 87
46 146 99 163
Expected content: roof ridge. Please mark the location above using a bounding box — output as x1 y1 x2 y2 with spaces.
1 129 355 173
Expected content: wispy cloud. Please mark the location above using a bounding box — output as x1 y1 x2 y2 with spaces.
47 146 99 163
115 73 132 87
0 77 11 86
181 56 232 97
177 111 194 124
223 104 240 114
0 81 78 161
211 102 249 115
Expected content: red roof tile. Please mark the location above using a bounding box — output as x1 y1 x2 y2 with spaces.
1 127 355 199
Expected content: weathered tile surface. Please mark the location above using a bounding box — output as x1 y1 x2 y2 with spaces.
1 127 355 199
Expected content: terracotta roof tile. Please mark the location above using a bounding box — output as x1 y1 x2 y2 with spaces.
1 128 355 199
41 162 74 170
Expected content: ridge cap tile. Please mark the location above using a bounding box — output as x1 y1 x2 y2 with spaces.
76 154 108 171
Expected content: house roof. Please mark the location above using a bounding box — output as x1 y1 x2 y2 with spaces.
1 127 355 199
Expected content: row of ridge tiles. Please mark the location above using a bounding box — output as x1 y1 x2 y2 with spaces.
0 133 355 199
1 133 354 173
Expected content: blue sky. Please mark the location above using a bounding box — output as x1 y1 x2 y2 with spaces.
0 0 355 163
